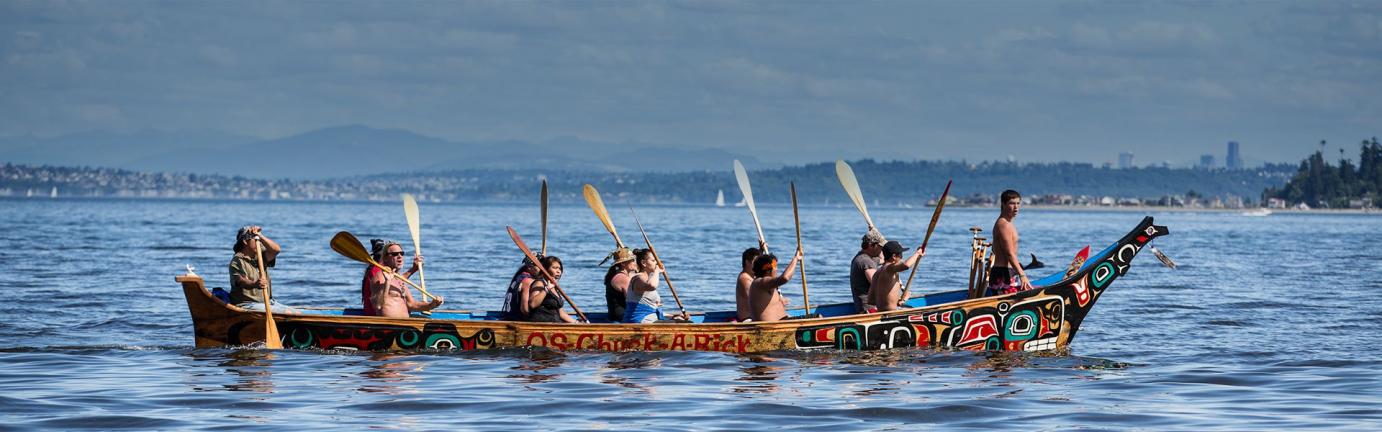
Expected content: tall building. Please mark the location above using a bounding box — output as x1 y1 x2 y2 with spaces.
1199 154 1216 169
1118 152 1134 169
1226 141 1242 169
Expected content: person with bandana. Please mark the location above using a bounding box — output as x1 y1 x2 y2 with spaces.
747 249 803 322
229 225 301 314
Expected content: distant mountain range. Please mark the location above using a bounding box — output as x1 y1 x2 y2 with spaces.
0 125 774 179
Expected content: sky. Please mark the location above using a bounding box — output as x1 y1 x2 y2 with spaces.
2 1 1379 166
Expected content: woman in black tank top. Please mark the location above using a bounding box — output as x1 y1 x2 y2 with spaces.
528 256 578 323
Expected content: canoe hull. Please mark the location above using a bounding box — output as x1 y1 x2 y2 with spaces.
181 217 1168 353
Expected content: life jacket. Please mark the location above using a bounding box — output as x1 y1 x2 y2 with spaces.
361 266 382 316
502 271 533 321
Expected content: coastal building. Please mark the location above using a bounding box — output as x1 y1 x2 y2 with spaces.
1118 152 1134 169
1199 154 1215 169
1227 141 1242 170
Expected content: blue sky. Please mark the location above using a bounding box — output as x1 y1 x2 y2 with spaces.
2 1 1379 166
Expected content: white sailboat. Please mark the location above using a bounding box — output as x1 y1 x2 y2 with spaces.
50 187 57 198
716 189 725 207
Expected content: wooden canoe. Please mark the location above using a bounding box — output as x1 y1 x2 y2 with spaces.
180 216 1169 353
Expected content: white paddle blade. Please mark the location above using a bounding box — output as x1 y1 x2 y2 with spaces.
733 159 756 211
402 193 422 249
835 160 874 230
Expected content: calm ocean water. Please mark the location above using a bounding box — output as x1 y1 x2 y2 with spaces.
1 197 1380 430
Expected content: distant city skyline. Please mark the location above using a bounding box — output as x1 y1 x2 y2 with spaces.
2 1 1378 166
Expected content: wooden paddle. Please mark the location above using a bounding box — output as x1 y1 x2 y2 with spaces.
583 184 625 248
732 159 769 254
626 203 688 318
835 160 877 231
254 239 282 349
402 193 427 296
540 180 549 256
789 182 811 315
507 226 587 323
901 180 952 297
330 231 435 300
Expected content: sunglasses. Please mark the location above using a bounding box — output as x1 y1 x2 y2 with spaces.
386 251 405 257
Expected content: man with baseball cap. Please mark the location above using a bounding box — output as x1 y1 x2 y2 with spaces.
849 229 886 313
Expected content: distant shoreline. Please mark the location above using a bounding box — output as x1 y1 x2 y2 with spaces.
4 195 1378 215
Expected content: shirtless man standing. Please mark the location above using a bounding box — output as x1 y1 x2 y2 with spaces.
868 241 924 312
748 250 802 322
989 189 1035 296
734 246 763 322
369 241 443 318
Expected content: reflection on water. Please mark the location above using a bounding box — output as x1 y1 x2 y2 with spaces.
508 348 568 386
359 353 425 394
734 354 783 394
215 349 277 393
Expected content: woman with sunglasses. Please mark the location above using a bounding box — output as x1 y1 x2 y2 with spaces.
364 239 443 318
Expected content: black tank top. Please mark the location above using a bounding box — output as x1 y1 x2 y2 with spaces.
528 283 565 323
605 271 627 323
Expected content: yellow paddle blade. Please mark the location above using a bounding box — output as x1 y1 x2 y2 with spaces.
330 231 375 265
835 159 875 230
583 184 623 247
402 193 422 253
263 314 282 349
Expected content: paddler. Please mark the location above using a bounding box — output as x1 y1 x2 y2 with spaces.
625 248 685 323
867 240 924 312
849 229 886 313
602 247 636 323
748 249 803 322
526 255 580 323
734 245 763 322
366 239 443 318
988 189 1035 296
229 225 301 314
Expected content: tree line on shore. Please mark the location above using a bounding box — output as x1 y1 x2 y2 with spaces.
1265 137 1382 208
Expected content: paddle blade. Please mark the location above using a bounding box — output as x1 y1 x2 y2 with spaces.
330 231 374 265
733 159 756 212
540 180 549 255
583 184 622 247
403 193 422 250
263 315 282 348
835 160 874 230
733 159 768 251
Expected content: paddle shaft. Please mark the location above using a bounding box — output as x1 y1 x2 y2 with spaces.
507 226 587 322
627 204 687 317
902 180 952 296
255 239 282 349
790 182 810 314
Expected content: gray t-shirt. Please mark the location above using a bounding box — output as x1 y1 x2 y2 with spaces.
850 252 879 312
